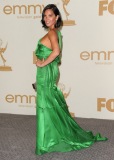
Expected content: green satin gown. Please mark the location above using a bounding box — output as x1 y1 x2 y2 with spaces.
35 30 107 155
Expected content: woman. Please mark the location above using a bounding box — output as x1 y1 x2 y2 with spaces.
35 4 107 155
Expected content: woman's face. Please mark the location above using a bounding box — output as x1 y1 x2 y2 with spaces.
43 9 58 29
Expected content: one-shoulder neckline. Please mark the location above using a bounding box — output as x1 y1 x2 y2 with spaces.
38 30 61 50
38 39 52 50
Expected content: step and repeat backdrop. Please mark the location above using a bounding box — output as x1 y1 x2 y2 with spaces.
0 0 114 119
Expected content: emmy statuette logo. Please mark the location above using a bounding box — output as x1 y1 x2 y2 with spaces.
58 83 75 117
61 0 76 26
0 39 12 71
58 83 71 99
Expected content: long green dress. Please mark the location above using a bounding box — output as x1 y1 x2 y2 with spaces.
35 30 107 155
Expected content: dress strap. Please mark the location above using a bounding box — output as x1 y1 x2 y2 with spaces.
57 30 62 50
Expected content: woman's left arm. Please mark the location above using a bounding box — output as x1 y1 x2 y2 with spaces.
36 30 60 67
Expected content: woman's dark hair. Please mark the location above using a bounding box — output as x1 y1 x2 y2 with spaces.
41 4 63 29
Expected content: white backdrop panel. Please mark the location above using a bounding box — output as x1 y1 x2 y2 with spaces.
0 0 114 119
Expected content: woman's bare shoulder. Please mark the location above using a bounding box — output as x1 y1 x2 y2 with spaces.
47 29 58 40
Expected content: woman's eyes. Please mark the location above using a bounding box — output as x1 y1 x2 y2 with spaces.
44 14 53 17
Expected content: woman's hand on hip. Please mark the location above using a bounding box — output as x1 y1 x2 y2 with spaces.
36 58 44 67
